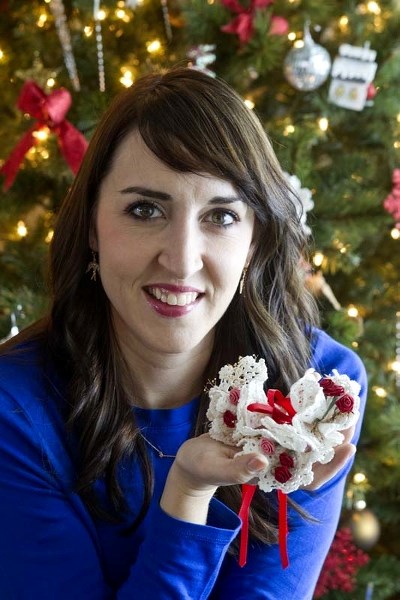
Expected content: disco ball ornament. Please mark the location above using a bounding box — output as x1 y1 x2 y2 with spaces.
284 22 331 91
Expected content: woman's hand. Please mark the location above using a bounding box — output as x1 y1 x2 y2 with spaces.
303 424 356 490
160 427 357 523
160 433 268 524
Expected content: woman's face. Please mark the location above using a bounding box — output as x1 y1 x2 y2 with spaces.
91 130 255 361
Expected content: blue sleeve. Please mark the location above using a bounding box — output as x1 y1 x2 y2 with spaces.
209 329 368 600
0 383 241 600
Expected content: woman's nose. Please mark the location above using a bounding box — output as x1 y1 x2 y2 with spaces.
157 221 204 279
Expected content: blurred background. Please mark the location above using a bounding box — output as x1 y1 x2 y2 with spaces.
0 1 399 597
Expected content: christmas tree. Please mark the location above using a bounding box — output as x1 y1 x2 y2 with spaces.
0 1 399 597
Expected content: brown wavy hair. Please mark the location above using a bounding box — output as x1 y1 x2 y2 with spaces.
4 67 319 543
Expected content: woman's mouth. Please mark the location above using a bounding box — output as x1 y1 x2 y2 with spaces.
144 286 204 317
147 287 199 306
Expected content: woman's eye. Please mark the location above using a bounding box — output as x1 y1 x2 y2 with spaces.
125 202 163 219
207 210 238 227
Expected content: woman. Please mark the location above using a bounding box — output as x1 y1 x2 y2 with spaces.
0 67 367 599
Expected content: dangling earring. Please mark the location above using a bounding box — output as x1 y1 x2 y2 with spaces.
86 251 99 281
239 266 248 295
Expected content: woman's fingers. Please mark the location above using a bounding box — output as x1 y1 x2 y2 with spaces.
304 442 356 491
173 434 269 492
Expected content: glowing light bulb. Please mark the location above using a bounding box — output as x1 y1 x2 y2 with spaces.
318 117 329 132
45 229 54 243
391 228 400 240
17 221 28 238
312 252 324 267
288 32 296 41
353 472 366 484
347 306 359 318
294 40 304 48
354 499 367 510
47 78 55 88
339 15 349 26
146 39 161 53
283 124 295 136
0 49 4 60
373 386 387 398
244 99 255 110
84 26 93 37
394 141 400 149
390 360 400 373
367 0 381 13
37 13 47 27
96 9 107 20
397 113 400 123
33 128 49 141
120 70 134 88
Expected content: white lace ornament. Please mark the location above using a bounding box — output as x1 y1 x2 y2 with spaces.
207 356 361 494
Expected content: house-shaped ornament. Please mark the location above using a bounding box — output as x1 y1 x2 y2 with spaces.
328 43 377 111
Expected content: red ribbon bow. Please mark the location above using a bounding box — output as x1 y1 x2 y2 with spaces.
0 81 88 190
221 0 274 44
221 0 288 44
247 388 296 424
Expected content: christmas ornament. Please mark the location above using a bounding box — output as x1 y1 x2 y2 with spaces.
349 508 381 550
187 45 216 77
207 356 361 567
0 81 88 190
15 52 61 89
328 43 378 111
48 0 80 91
314 527 370 598
302 263 342 311
283 171 314 235
220 0 287 45
93 0 105 92
383 168 400 228
283 22 331 91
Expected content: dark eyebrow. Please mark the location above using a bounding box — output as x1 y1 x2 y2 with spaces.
119 186 172 201
208 196 242 205
119 186 243 204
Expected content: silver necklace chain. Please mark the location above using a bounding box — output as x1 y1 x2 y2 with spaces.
140 432 177 459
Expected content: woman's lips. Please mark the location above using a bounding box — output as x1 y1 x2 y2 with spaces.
144 286 203 317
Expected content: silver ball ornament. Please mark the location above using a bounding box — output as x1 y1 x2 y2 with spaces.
284 23 331 91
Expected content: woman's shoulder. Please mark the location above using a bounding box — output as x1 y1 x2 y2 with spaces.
310 327 367 389
0 339 45 395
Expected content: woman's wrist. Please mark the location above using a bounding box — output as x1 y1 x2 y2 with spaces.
160 463 217 525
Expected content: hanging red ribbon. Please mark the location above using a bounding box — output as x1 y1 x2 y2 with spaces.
277 489 289 568
0 80 88 190
238 485 290 569
237 388 295 568
238 483 257 567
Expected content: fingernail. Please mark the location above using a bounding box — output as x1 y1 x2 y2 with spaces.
247 457 267 473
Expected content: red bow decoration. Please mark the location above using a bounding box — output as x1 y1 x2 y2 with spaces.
383 168 400 228
0 81 88 190
247 388 296 424
220 0 288 45
238 389 296 569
